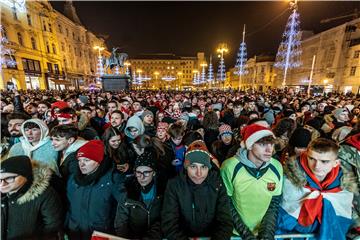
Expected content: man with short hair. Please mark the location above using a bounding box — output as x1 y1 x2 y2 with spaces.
277 138 354 239
5 112 30 148
221 124 283 239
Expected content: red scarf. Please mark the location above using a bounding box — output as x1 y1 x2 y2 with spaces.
298 153 341 226
346 133 360 151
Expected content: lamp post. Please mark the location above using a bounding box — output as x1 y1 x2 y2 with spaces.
124 61 131 75
154 71 160 89
93 45 105 82
217 43 228 89
177 71 183 90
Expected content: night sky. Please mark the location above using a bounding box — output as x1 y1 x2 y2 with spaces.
51 1 360 66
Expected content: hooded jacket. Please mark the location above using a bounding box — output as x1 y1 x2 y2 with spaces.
124 116 145 140
8 119 59 175
220 148 283 239
1 162 63 240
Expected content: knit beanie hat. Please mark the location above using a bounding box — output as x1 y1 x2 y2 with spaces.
78 95 89 105
0 156 33 182
241 124 275 150
77 140 104 164
333 108 348 119
142 110 154 120
134 150 157 171
289 128 312 148
219 124 233 136
184 140 212 169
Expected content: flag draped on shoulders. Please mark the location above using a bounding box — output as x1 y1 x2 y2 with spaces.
276 153 353 240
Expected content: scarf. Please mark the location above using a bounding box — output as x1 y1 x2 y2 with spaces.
346 133 360 151
298 153 342 226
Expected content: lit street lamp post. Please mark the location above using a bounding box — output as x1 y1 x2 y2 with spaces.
93 46 105 82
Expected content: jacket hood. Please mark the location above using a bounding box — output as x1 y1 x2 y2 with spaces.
63 139 88 160
124 116 145 139
17 161 52 204
234 147 271 169
21 119 49 143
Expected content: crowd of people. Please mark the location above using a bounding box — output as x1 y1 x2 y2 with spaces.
0 87 359 240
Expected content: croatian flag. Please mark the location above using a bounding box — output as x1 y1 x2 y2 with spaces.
276 172 353 240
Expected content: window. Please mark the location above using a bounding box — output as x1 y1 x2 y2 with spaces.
66 28 69 36
31 37 36 49
47 62 53 73
43 21 47 31
54 64 59 74
72 32 75 39
354 50 360 59
27 14 32 26
46 42 50 53
58 24 62 33
61 42 65 51
5 55 17 69
3 27 7 39
52 43 56 54
350 66 356 76
79 50 82 57
12 7 18 20
17 33 23 46
48 23 52 33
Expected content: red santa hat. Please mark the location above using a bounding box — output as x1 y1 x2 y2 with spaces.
241 124 275 150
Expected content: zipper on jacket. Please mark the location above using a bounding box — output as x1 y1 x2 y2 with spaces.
192 203 195 222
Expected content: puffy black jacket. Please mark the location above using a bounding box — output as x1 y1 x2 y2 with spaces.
161 170 233 240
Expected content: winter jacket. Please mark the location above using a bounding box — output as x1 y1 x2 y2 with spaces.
115 178 165 239
161 170 233 240
221 148 283 239
8 119 59 175
66 168 126 240
276 155 353 240
1 162 63 240
338 143 360 233
204 128 220 151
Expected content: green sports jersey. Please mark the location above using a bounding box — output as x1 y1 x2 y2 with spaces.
221 155 283 234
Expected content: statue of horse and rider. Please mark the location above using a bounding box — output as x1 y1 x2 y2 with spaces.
102 48 128 72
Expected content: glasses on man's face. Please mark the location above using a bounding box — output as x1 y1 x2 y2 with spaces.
0 175 18 184
135 170 153 178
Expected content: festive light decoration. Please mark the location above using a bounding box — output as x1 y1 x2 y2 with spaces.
115 66 119 75
162 76 176 81
1 0 27 13
207 55 214 83
217 57 226 82
200 63 207 84
235 25 248 88
0 25 17 71
274 0 302 87
193 71 200 85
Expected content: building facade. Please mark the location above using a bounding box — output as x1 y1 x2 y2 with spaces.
275 18 360 94
128 53 204 90
228 55 276 91
0 0 107 90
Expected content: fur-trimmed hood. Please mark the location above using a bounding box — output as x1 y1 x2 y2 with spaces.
17 162 52 205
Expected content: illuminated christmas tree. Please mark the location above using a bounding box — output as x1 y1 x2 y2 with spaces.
274 0 302 87
207 55 214 83
235 25 248 88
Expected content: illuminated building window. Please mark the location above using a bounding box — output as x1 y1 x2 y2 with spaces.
17 32 23 46
350 66 356 76
27 14 32 26
31 37 36 50
52 43 56 54
354 50 360 59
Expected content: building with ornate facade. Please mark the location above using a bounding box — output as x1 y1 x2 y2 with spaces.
0 0 107 90
275 18 360 94
129 52 206 90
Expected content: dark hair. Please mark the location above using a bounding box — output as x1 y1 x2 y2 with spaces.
38 101 51 108
247 118 268 126
23 121 40 129
108 100 119 107
58 107 76 115
273 118 296 138
7 112 31 121
102 127 128 165
308 138 339 154
203 111 219 130
80 106 92 112
134 134 166 158
183 131 203 146
168 122 185 138
111 110 124 119
50 124 79 139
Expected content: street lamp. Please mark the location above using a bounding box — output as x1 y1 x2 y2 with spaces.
93 45 105 81
177 71 183 90
124 61 131 75
154 71 160 89
200 62 207 84
216 43 228 88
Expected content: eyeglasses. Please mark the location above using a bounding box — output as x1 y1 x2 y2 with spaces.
0 175 18 184
135 170 153 178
